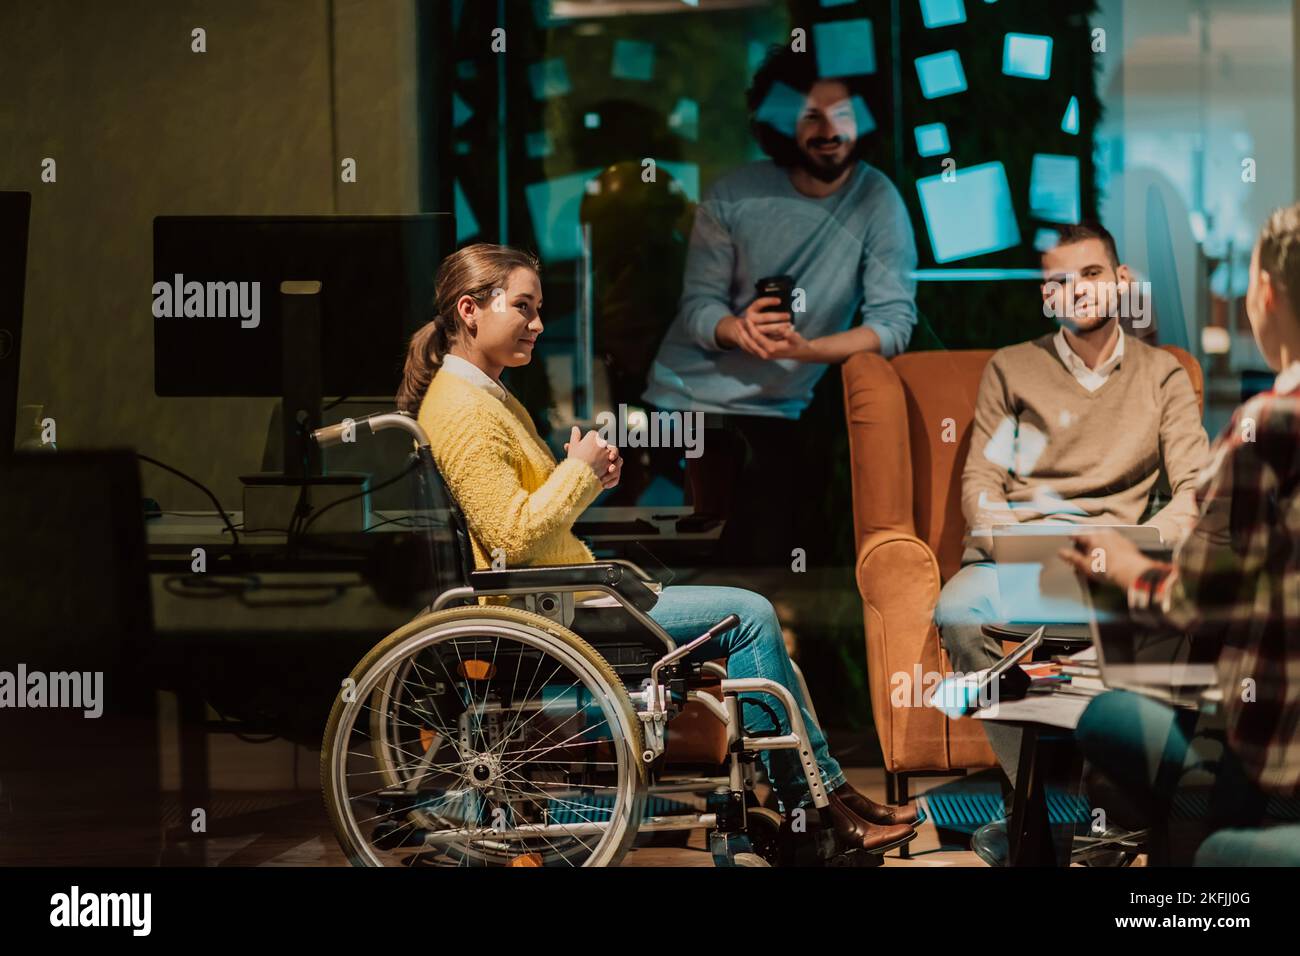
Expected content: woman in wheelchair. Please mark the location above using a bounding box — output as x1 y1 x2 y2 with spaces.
388 242 918 859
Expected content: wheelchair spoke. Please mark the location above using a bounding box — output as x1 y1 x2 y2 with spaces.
407 648 475 743
497 653 565 750
349 781 473 828
391 659 459 735
444 636 494 758
341 748 464 778
497 716 614 777
498 759 620 768
492 772 599 862
490 677 587 758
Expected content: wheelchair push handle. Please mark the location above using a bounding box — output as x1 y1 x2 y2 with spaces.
311 410 432 449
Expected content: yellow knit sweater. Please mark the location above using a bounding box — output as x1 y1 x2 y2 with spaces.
417 369 602 571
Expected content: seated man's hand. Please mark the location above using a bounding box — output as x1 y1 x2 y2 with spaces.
1058 529 1155 592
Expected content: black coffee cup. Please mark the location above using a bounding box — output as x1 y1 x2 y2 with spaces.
754 275 795 320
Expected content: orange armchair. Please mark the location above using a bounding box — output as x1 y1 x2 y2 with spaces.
841 347 1204 802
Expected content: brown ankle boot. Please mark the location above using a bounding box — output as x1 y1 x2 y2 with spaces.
824 789 916 853
833 783 921 827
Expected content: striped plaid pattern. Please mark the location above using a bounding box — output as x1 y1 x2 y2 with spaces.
1135 375 1300 796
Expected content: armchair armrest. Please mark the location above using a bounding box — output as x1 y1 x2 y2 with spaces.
854 530 956 773
469 562 659 612
855 530 940 609
854 530 946 692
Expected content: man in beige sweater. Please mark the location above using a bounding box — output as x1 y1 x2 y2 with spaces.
935 222 1209 863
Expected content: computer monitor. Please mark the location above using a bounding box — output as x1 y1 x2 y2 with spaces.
153 214 453 476
153 214 452 397
0 191 31 456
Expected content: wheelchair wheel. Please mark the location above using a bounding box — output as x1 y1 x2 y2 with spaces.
323 605 647 867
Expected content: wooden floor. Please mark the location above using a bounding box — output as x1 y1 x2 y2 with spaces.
167 765 983 867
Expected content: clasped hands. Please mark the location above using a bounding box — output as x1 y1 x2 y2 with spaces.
564 426 622 490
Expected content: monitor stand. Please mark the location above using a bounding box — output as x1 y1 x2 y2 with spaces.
240 281 367 535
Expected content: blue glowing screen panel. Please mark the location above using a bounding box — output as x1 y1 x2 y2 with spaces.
916 161 1021 263
454 180 480 243
525 162 699 260
920 0 966 29
753 81 806 137
1061 95 1080 135
1029 153 1081 224
525 130 554 159
612 39 655 81
669 97 699 141
914 122 950 157
453 93 473 128
854 96 878 136
656 161 700 203
1034 227 1060 252
524 168 602 261
1002 33 1053 79
915 50 967 98
529 58 572 99
813 18 876 77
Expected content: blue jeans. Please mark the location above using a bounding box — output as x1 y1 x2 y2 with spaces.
646 585 846 811
934 561 1023 787
1076 690 1269 864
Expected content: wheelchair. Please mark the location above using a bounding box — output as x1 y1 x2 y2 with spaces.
312 410 875 868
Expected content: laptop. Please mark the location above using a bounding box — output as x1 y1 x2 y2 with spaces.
1080 570 1218 708
990 524 1164 634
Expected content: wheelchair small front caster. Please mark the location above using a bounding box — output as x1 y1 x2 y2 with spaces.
744 807 784 865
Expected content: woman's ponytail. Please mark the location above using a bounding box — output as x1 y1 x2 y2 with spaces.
396 315 447 414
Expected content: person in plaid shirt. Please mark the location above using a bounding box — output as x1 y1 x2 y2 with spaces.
1064 204 1300 859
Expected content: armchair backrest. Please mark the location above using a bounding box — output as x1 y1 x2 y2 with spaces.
843 345 1204 584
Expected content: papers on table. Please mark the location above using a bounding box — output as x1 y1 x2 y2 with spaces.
972 690 1094 730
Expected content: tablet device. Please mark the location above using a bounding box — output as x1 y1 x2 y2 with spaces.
991 524 1162 625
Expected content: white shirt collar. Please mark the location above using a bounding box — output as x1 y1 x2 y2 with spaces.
439 354 507 403
1274 361 1300 395
1053 327 1124 391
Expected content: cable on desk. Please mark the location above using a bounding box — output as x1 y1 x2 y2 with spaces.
138 453 242 553
162 574 260 599
363 513 438 533
162 573 366 608
294 457 421 539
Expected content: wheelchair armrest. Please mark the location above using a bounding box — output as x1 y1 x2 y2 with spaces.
468 563 659 613
606 557 658 584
